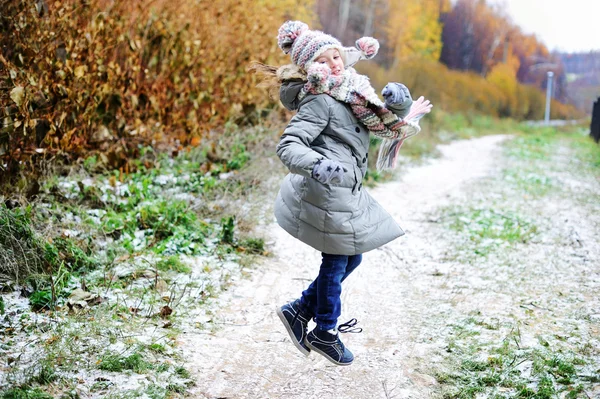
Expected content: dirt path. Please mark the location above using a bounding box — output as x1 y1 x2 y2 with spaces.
179 135 515 399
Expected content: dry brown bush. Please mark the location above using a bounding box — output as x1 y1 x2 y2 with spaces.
0 204 46 283
0 0 313 186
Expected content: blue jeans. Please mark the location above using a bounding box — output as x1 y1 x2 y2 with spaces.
299 253 362 331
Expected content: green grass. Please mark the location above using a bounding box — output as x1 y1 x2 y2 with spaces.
438 318 596 399
0 135 265 393
0 388 55 399
501 124 598 206
505 133 554 161
0 205 47 283
1 131 265 293
28 290 54 312
0 362 60 398
98 199 211 255
155 256 191 273
436 122 598 399
98 352 151 373
28 364 58 386
506 124 597 168
444 207 538 257
236 237 266 254
0 362 59 398
450 208 537 241
0 119 283 399
565 131 600 171
138 200 204 240
97 380 191 399
147 343 167 354
46 237 98 272
174 365 190 379
502 169 554 197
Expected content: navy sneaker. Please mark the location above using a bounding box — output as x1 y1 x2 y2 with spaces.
305 328 354 366
276 299 312 356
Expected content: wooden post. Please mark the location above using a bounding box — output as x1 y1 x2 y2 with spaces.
591 97 600 143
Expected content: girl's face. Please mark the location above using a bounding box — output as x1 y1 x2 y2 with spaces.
315 49 345 76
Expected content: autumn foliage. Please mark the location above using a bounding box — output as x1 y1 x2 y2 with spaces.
439 0 571 102
0 0 313 181
359 59 580 122
0 0 584 187
318 0 581 119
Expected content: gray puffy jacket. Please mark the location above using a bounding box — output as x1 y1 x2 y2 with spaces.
274 80 411 255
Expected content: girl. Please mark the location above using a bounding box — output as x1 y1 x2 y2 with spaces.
260 21 431 366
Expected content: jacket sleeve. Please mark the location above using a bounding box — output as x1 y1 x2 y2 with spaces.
279 80 304 111
276 95 330 178
386 97 413 120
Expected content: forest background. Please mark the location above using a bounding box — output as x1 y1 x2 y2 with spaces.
1 0 597 190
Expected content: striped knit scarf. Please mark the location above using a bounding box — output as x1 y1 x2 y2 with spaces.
297 64 410 140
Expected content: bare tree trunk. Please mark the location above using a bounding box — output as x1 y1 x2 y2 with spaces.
461 22 475 70
363 0 376 37
481 35 502 76
338 0 352 38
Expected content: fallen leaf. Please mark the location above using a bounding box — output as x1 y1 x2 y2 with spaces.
45 335 60 345
160 305 173 319
68 288 98 302
10 86 24 106
154 279 167 292
74 65 87 78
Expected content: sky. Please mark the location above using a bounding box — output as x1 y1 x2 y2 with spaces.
490 0 600 53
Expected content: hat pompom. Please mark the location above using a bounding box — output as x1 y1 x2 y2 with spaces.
355 37 379 59
278 21 309 54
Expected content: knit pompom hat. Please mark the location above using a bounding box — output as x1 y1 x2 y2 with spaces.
277 21 345 70
277 21 380 70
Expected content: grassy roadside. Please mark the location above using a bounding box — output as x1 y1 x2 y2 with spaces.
0 124 279 398
432 124 600 398
0 114 594 398
365 111 547 185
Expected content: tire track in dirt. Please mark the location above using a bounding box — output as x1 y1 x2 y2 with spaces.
180 135 509 399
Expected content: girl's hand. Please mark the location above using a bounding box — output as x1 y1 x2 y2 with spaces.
312 159 345 185
382 83 411 106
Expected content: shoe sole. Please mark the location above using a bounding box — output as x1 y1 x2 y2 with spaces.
276 307 310 356
305 340 353 366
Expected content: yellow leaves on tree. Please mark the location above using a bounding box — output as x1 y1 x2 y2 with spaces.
486 63 520 117
359 57 580 121
385 0 444 65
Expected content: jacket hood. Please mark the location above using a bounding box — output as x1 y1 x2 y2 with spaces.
277 64 307 111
